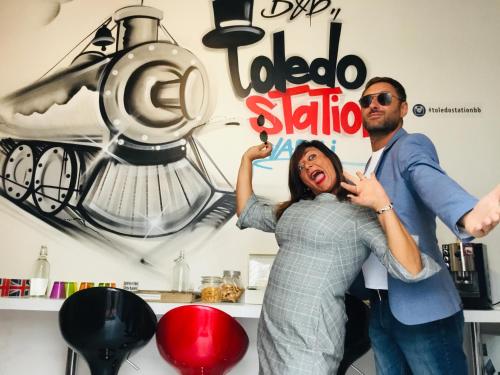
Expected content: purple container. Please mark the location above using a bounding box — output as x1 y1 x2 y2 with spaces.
50 281 66 299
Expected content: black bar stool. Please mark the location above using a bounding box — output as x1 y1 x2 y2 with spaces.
59 287 157 375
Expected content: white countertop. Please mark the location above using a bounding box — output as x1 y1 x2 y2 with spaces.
463 308 500 323
0 297 262 319
1 297 499 322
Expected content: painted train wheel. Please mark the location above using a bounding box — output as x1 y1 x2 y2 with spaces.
2 144 35 202
32 146 78 215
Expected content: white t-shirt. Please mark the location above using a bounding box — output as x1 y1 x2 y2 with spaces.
361 148 388 290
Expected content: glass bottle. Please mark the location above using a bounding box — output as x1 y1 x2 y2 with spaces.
30 245 50 297
200 276 223 303
172 250 190 292
221 270 244 303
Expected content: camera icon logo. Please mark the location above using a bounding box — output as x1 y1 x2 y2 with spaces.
413 104 426 117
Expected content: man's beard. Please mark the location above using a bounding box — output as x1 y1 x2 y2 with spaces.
363 116 400 136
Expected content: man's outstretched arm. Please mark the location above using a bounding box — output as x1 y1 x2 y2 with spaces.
460 184 500 237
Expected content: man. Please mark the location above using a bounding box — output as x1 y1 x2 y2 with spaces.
357 76 500 374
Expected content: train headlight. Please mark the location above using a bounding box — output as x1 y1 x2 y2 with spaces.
100 42 210 145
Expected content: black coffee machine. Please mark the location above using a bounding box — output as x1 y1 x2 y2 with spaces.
442 242 492 310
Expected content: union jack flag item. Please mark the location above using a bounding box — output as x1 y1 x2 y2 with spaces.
0 278 10 296
8 279 30 297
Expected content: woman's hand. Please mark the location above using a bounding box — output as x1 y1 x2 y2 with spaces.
243 142 273 162
340 171 391 212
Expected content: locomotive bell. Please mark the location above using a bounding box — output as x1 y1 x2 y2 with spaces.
92 25 115 51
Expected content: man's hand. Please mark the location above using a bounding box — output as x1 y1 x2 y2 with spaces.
461 184 500 237
341 171 391 212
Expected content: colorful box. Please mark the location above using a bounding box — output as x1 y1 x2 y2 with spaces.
8 279 30 297
0 278 10 296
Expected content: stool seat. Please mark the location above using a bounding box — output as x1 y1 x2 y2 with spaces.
156 305 249 375
59 287 157 375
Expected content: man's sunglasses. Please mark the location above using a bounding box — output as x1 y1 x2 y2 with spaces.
358 92 403 108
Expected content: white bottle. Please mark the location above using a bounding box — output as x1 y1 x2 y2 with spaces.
172 250 190 292
30 245 50 297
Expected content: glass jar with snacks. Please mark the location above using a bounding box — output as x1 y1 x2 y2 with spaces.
221 270 244 303
200 276 223 303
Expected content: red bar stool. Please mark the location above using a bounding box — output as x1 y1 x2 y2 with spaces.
59 287 157 375
156 305 249 375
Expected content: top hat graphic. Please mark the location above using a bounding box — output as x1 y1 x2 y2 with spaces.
202 0 264 49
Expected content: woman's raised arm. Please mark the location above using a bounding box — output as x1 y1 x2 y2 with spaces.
236 143 273 217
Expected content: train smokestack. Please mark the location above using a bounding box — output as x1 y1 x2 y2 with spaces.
114 6 163 50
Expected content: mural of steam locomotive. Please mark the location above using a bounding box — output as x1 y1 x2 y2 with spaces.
0 5 235 238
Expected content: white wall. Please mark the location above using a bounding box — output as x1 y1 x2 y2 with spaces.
0 310 260 375
0 0 499 373
0 309 374 375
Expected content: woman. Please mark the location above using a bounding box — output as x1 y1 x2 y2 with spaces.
236 140 440 374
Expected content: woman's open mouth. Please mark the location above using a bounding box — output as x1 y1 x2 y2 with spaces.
311 170 326 184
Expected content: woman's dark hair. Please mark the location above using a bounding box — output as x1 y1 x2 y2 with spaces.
275 140 349 220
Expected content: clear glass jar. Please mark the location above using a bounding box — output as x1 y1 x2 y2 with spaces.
200 276 223 303
221 270 244 303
